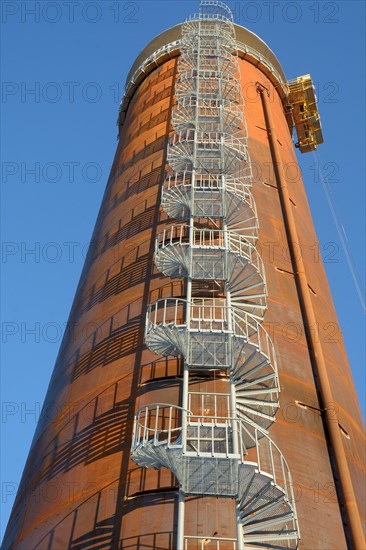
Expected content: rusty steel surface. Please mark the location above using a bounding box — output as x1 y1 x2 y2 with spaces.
2 41 365 550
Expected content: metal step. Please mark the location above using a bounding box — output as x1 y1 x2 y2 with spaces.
238 466 299 549
145 324 186 358
161 177 191 220
231 311 280 434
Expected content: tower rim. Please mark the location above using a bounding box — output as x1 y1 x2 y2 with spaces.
119 22 288 128
126 23 286 85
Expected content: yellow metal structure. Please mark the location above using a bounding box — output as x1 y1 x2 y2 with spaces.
287 74 324 153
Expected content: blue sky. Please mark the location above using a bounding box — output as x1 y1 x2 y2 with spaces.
1 0 365 540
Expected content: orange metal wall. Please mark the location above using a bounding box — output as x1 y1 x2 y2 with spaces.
2 53 365 550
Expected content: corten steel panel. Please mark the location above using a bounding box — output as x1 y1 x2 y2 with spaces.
3 34 365 550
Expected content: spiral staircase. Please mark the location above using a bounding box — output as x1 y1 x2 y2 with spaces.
131 2 300 548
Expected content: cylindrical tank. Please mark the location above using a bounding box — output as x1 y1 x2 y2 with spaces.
2 13 365 550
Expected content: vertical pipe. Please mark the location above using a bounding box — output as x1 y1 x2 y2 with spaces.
177 489 185 550
229 368 239 456
177 364 189 549
258 84 365 550
181 365 189 452
235 506 245 550
216 5 240 469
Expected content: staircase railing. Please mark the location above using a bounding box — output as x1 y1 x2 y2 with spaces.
146 298 276 361
132 403 297 512
184 536 237 549
132 1 300 547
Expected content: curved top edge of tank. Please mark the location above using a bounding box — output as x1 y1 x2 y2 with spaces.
125 22 287 85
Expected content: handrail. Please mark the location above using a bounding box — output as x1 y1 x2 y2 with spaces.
188 392 231 421
155 224 264 276
178 60 239 77
132 403 296 506
170 128 248 149
163 171 253 192
118 32 287 125
145 298 275 364
146 298 188 332
179 47 239 62
174 96 242 109
199 0 235 21
187 13 234 28
176 68 241 87
172 97 244 124
239 420 296 506
181 31 238 49
185 19 233 32
184 536 237 550
133 403 189 449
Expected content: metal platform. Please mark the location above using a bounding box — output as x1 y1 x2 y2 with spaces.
287 74 324 153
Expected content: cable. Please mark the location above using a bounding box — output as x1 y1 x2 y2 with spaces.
313 150 366 313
